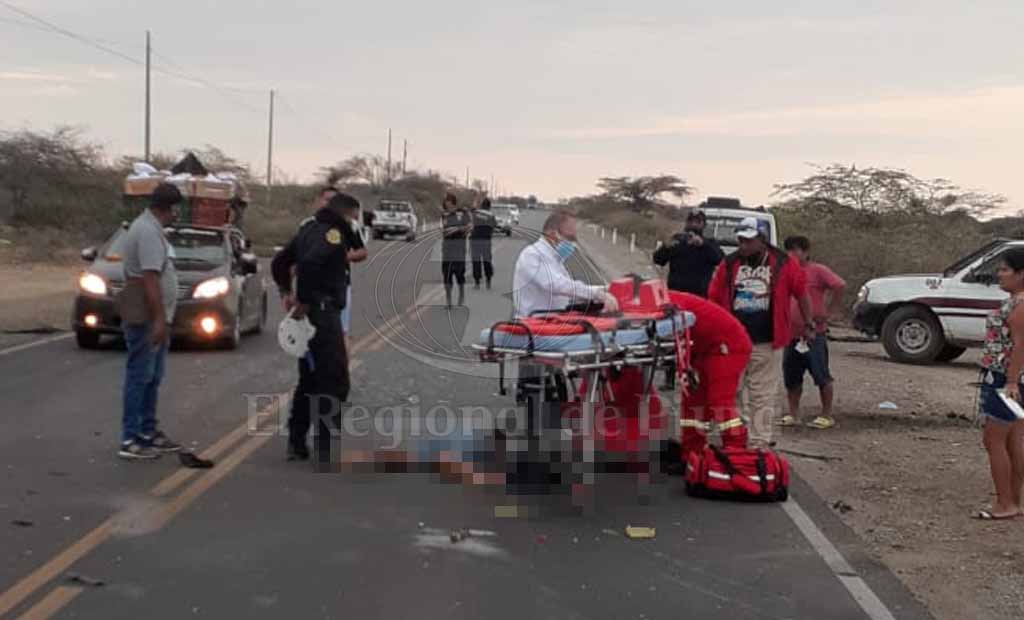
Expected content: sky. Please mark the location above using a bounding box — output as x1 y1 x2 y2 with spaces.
4 0 1024 211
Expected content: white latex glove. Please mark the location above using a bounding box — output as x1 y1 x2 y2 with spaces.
600 291 620 313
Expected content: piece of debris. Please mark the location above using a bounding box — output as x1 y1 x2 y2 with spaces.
600 528 621 538
624 526 656 539
66 572 105 587
417 522 425 529
178 451 214 469
536 535 547 544
778 449 841 463
832 500 854 514
878 401 899 410
572 537 579 544
11 519 33 527
494 505 519 518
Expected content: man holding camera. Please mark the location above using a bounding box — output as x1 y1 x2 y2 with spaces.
653 209 724 297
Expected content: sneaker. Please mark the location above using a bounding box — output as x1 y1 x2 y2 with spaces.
143 431 182 452
118 440 160 460
777 415 799 427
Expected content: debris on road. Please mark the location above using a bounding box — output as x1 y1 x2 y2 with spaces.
11 519 34 527
779 448 842 463
600 528 621 538
624 526 656 539
66 572 105 587
494 505 519 518
178 451 214 469
878 401 899 410
832 500 854 514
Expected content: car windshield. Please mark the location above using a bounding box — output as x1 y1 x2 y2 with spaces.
943 239 1008 277
704 215 773 247
381 203 410 212
100 229 128 259
492 206 511 217
165 228 227 265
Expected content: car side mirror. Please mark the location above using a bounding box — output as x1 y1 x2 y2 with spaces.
240 253 259 275
81 247 97 262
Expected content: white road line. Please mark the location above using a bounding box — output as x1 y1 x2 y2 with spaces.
0 333 73 357
782 498 897 620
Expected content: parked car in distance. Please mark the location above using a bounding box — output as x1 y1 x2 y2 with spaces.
491 204 515 236
698 197 778 255
372 200 417 241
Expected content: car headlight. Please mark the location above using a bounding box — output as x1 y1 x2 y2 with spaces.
193 276 230 299
79 273 107 296
857 285 870 303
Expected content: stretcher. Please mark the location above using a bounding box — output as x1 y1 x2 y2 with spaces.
471 277 697 498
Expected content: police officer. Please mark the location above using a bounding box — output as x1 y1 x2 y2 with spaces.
441 192 471 308
470 197 496 289
271 193 354 463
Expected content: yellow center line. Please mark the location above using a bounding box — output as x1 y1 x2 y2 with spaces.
0 294 416 617
13 586 83 620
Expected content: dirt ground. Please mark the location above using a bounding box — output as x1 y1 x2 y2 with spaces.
577 222 1024 620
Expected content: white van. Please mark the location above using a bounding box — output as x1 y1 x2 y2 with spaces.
698 197 778 254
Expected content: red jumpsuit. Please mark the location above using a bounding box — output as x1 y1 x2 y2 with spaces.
668 291 752 460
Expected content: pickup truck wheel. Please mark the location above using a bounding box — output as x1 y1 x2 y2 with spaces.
75 329 101 349
936 344 967 363
881 306 945 364
406 232 416 242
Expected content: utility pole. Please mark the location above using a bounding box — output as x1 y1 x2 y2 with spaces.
144 30 151 161
386 129 392 184
266 89 274 209
466 167 470 188
402 139 407 175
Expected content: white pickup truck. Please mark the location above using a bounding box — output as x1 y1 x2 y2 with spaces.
371 200 418 241
853 238 1015 364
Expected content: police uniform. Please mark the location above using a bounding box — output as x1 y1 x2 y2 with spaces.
470 207 496 288
271 206 350 462
441 208 471 306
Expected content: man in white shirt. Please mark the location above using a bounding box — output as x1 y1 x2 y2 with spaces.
512 211 619 317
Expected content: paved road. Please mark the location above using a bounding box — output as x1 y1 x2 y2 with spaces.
0 210 931 619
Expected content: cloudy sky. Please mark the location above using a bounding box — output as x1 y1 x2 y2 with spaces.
4 1 1024 210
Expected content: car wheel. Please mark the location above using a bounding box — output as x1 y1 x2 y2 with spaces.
936 344 967 363
881 305 945 364
221 307 242 350
75 329 101 349
406 232 416 242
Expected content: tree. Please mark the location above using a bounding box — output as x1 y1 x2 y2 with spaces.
772 164 1005 217
0 127 107 222
320 154 401 190
596 175 693 212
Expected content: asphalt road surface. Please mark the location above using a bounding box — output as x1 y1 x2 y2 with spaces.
0 210 932 620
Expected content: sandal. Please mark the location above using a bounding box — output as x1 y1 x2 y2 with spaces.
806 416 836 430
973 509 1021 520
776 415 799 427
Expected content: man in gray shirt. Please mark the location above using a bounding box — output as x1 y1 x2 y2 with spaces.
117 182 184 459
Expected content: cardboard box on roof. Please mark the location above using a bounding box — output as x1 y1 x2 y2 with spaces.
123 173 168 196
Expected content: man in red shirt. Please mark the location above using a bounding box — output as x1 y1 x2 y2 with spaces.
779 236 846 430
708 217 814 447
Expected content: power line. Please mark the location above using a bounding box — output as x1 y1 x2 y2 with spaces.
0 2 265 116
0 0 144 67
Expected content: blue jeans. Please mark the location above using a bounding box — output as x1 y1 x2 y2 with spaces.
122 323 168 444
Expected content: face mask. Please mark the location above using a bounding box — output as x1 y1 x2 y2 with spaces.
555 238 576 262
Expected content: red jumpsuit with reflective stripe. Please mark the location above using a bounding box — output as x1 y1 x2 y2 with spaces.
668 292 752 459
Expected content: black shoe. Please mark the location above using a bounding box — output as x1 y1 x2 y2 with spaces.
118 439 160 460
143 431 182 452
287 442 310 461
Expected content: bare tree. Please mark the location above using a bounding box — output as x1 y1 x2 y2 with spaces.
596 175 693 212
0 127 107 222
773 164 1005 217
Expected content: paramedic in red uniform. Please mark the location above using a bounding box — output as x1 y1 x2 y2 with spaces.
668 291 753 461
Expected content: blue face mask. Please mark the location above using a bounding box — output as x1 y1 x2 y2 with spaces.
555 240 576 262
